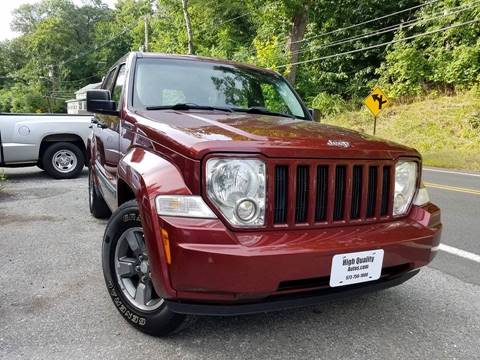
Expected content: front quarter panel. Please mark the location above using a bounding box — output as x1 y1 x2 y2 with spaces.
117 147 194 299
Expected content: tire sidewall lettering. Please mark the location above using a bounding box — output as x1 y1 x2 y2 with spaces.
103 201 187 336
105 212 148 328
122 213 141 223
106 279 147 326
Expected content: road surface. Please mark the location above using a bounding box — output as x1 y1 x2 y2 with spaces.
422 167 480 286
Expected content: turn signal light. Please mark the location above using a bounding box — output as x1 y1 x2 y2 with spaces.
161 228 172 265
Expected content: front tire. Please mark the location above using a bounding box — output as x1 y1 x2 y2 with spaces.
42 142 85 179
102 200 189 336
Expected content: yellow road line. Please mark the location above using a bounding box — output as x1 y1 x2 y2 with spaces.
424 182 480 195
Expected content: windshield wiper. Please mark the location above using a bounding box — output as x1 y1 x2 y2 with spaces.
146 103 298 119
231 106 295 119
146 103 233 112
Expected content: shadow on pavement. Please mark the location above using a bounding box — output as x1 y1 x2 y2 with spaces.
2 167 88 181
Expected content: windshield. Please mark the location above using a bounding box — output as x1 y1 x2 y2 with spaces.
133 58 308 119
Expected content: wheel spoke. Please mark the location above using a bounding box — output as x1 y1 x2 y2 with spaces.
134 281 152 306
126 230 144 256
115 227 161 310
51 149 77 173
116 257 137 278
136 232 146 254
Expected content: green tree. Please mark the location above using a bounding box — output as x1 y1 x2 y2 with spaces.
2 0 110 112
1 0 479 113
379 0 480 96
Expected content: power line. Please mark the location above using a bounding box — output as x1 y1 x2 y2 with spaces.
277 18 479 68
44 95 72 100
294 1 478 55
247 0 449 57
218 11 251 25
60 21 139 67
293 0 443 45
211 0 255 26
57 74 101 84
50 91 75 94
42 74 102 85
292 1 479 56
59 7 181 68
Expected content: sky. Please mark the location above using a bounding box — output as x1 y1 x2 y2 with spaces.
0 0 116 41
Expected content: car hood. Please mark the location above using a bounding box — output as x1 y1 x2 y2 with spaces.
134 110 419 160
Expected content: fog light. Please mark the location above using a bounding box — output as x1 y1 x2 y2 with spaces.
235 199 257 222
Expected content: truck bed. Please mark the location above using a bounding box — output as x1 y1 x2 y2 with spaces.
0 113 92 165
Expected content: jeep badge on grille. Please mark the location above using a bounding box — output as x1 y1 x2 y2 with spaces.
327 140 351 148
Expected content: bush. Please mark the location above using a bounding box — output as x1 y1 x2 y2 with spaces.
310 92 351 119
378 40 430 97
377 1 480 98
468 111 480 130
0 171 6 192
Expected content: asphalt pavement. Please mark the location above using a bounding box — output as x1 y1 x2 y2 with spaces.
422 167 480 286
0 166 479 360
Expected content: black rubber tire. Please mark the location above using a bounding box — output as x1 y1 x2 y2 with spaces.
89 167 111 219
42 142 85 179
102 200 189 336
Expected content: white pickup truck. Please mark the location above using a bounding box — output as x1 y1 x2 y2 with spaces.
0 113 93 179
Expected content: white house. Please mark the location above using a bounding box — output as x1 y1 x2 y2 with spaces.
66 82 101 114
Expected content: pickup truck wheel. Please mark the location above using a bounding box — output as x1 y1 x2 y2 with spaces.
89 168 111 219
102 200 189 336
43 142 85 179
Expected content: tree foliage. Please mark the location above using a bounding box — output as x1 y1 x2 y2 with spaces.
0 0 478 113
378 0 480 97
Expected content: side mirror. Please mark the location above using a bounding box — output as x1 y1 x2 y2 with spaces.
309 108 322 122
86 90 118 115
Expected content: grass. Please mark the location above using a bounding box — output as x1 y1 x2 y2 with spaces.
323 92 480 172
0 170 6 192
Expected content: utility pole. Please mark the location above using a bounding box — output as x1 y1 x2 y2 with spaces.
144 15 149 52
181 0 194 55
286 3 310 85
43 65 54 113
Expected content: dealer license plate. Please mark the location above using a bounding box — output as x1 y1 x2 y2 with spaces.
329 249 384 287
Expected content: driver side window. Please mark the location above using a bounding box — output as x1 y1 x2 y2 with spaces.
103 68 117 91
112 65 126 111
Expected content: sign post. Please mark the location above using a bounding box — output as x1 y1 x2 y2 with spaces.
363 86 389 135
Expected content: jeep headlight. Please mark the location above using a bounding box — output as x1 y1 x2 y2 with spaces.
206 158 266 226
393 161 418 216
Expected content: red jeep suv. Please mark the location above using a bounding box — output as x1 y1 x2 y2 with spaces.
86 52 442 336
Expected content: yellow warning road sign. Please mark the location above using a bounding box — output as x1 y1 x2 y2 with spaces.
364 87 389 117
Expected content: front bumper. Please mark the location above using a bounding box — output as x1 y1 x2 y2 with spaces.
164 269 419 316
150 203 441 308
